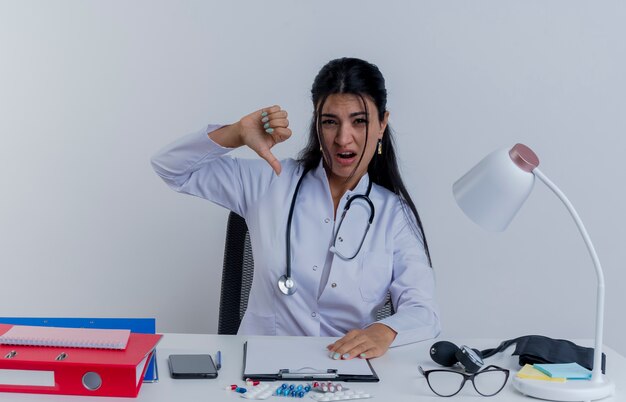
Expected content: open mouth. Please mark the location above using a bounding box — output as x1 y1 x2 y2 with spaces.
337 151 357 159
335 151 358 166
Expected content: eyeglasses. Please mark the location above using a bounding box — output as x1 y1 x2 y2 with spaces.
419 365 510 397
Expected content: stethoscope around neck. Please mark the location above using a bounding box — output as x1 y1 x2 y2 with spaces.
277 168 375 296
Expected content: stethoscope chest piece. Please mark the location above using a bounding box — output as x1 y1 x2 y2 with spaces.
278 275 297 295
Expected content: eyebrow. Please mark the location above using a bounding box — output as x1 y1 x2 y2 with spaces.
320 112 368 118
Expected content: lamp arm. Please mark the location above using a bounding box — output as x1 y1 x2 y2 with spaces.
533 168 605 383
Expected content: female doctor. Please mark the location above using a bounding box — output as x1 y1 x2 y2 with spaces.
151 57 440 359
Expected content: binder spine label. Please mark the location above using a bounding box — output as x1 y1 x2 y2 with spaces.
0 369 55 387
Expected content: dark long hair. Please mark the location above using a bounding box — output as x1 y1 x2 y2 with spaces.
297 57 432 266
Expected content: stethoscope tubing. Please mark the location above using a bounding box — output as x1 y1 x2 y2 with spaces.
279 167 374 295
285 168 310 280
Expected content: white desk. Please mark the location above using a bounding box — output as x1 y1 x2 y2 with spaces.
0 334 623 401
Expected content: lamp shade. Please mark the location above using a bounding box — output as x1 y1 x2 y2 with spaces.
453 144 540 232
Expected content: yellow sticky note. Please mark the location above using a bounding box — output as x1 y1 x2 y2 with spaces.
516 364 567 382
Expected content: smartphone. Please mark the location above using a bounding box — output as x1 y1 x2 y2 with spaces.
168 354 218 379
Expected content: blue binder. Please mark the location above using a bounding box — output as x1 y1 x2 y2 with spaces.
0 317 159 382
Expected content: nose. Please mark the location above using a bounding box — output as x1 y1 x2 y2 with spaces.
334 123 354 147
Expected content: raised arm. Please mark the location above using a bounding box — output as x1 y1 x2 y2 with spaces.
150 106 292 217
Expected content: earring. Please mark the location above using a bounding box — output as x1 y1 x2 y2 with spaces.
377 139 382 155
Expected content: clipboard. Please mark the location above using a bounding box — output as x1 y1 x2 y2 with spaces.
242 337 379 382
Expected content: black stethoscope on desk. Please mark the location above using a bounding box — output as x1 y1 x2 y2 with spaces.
277 168 376 296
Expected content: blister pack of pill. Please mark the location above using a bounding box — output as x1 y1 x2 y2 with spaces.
240 383 273 400
309 389 373 401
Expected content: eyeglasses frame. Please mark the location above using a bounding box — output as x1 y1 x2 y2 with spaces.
418 364 510 397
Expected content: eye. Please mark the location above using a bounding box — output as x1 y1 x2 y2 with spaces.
354 118 368 124
321 119 337 125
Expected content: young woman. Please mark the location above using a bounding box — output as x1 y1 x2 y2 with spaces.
152 57 440 359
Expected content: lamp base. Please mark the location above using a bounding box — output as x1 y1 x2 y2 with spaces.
513 375 614 401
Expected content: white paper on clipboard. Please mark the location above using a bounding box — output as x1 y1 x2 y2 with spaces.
244 336 374 377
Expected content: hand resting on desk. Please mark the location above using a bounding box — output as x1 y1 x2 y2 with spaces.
326 323 397 360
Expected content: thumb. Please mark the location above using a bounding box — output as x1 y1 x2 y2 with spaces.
257 148 282 176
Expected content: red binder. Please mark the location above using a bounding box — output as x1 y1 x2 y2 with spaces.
0 324 162 397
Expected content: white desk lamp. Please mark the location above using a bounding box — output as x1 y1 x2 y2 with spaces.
452 144 614 401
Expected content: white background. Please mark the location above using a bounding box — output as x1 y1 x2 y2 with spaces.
1 0 625 357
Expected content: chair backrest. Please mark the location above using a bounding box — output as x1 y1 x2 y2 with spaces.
218 212 255 335
218 211 394 335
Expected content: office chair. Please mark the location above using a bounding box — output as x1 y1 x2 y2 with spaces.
218 211 394 335
218 212 254 335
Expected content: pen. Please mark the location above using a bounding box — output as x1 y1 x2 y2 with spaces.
216 350 222 370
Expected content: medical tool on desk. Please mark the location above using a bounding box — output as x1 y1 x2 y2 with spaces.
431 337 605 374
430 340 485 373
278 168 375 296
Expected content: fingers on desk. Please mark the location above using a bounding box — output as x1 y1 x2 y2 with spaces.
327 330 380 360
